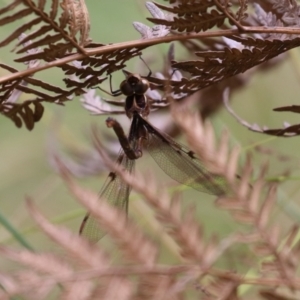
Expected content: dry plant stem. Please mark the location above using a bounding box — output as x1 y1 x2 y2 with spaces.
2 26 300 84
213 0 245 31
35 264 300 289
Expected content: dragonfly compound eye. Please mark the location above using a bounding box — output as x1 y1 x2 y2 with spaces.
120 80 133 96
134 78 150 95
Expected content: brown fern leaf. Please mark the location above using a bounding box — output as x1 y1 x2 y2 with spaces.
0 270 55 299
0 100 44 130
172 36 300 94
135 275 181 300
91 277 133 300
0 199 138 299
173 36 284 121
260 288 300 300
255 0 300 27
109 165 222 264
175 205 221 264
236 0 248 22
0 0 88 54
61 45 148 85
280 225 300 262
224 93 300 137
26 198 109 269
0 60 88 129
91 109 234 267
60 0 91 46
262 124 300 137
24 198 134 299
260 104 300 136
218 159 299 284
58 157 158 265
203 277 240 300
171 105 232 176
148 0 230 33
0 246 96 299
0 43 154 130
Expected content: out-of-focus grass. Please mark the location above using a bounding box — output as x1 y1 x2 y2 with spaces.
0 0 300 273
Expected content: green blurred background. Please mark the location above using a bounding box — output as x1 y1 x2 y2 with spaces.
0 0 300 276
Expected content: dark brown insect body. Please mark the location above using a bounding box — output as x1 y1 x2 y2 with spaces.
120 70 150 119
80 70 228 242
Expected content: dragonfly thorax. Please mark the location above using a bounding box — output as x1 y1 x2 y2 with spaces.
121 70 150 118
125 94 150 118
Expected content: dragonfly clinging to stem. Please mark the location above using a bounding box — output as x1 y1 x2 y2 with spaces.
80 67 229 242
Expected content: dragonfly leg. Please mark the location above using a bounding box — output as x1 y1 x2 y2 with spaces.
109 74 123 96
106 117 142 159
92 75 123 97
139 55 152 77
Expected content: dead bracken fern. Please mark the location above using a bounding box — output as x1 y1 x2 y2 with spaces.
1 1 300 128
2 1 300 300
1 107 300 299
224 89 300 137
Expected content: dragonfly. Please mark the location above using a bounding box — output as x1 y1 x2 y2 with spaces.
80 70 229 242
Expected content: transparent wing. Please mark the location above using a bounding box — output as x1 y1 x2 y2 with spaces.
79 151 134 242
142 117 229 195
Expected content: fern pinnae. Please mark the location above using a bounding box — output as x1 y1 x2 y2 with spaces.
92 122 223 265
220 157 296 285
171 106 230 177
236 154 253 200
225 145 241 184
0 246 74 283
61 281 94 300
0 17 41 48
26 197 133 298
280 225 300 257
174 106 300 288
94 140 225 266
96 277 133 300
248 163 268 214
49 0 58 19
57 156 158 265
26 197 109 269
256 184 277 229
60 0 91 46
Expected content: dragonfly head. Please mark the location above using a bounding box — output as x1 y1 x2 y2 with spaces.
120 70 149 96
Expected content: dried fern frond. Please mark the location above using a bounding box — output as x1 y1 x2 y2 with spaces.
148 0 230 33
61 0 91 46
0 0 88 53
2 107 300 298
0 245 94 299
57 156 158 265
0 196 138 299
224 88 300 137
133 2 170 39
90 106 239 267
26 198 109 268
1 1 300 129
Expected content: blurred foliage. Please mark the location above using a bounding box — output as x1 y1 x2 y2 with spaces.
1 1 300 298
0 0 299 253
